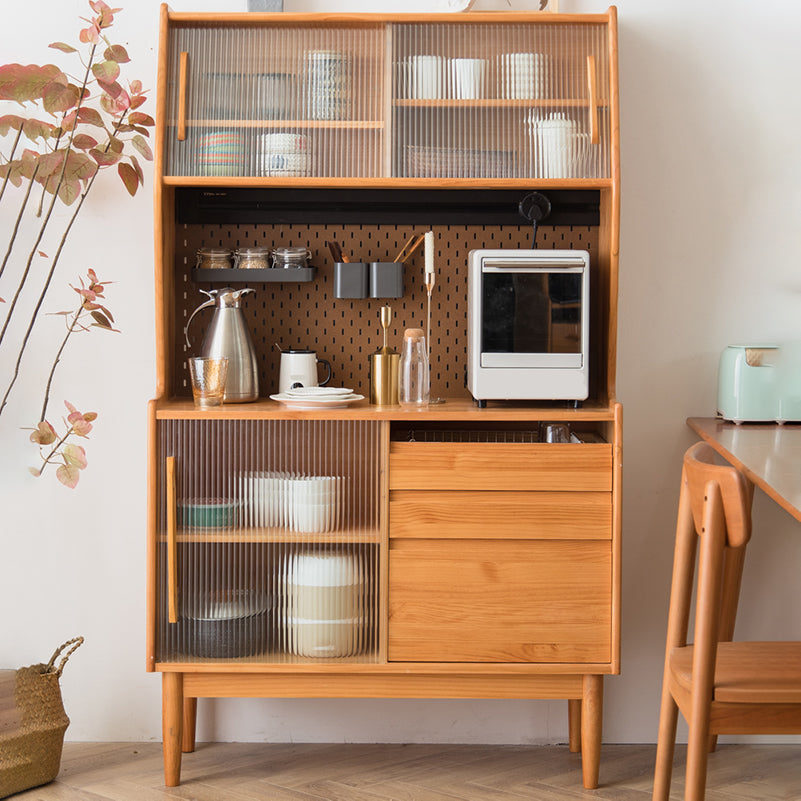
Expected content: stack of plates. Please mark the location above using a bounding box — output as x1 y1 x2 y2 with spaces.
258 132 311 177
270 386 364 409
197 131 245 176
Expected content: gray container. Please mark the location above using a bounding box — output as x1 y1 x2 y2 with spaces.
334 262 368 298
369 262 404 298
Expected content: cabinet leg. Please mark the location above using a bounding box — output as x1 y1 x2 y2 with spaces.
568 699 582 753
162 672 183 787
182 697 197 753
580 674 603 789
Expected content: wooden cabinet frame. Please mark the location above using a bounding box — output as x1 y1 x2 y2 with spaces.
150 4 621 791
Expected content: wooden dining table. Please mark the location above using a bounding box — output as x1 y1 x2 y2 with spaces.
687 417 801 522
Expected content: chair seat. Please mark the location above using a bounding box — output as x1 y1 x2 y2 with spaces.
671 641 801 703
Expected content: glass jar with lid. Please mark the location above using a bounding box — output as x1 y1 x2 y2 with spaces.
195 248 233 270
234 246 271 270
271 246 311 269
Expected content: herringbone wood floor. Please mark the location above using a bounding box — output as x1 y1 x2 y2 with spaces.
9 743 800 800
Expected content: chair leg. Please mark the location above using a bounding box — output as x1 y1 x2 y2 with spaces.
652 685 679 801
568 699 581 753
685 719 711 801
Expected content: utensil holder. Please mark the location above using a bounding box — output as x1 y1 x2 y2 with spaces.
334 262 368 299
369 262 404 298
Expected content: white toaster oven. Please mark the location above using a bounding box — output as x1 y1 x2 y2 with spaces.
467 249 590 405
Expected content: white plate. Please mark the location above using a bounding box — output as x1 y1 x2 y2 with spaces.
270 393 364 409
285 386 353 397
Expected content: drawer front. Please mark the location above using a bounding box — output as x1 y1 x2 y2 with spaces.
390 490 612 540
388 442 612 492
388 539 612 663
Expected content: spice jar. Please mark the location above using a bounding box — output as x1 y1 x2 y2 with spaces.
234 246 271 270
272 246 311 269
195 248 233 270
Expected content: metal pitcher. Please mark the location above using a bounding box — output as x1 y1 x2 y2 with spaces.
185 288 259 403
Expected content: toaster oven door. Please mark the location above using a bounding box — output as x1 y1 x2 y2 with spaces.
481 264 585 368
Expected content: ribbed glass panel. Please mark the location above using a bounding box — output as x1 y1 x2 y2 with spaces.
163 19 610 181
156 419 381 664
391 22 610 179
165 25 386 178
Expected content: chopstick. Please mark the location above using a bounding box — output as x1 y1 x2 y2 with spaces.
394 233 426 264
393 235 416 263
326 240 349 263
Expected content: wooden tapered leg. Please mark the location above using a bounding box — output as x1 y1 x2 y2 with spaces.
162 672 184 787
568 699 582 753
182 697 197 753
652 680 679 801
580 674 603 789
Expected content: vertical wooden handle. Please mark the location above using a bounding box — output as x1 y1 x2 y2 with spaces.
166 455 178 623
177 51 189 142
586 55 599 145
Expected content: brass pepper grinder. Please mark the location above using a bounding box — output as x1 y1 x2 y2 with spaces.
369 305 399 405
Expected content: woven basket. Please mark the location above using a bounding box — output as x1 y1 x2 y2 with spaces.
0 637 83 799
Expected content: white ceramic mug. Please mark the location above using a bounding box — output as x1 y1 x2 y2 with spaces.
278 350 332 393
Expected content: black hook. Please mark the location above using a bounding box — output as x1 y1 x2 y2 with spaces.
518 192 552 248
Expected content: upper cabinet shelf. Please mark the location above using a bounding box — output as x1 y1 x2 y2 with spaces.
160 11 616 183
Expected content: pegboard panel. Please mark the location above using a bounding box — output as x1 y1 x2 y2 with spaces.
173 223 599 399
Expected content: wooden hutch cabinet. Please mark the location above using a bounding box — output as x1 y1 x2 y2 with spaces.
148 4 621 790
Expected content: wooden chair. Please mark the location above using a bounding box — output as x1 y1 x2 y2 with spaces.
653 442 801 801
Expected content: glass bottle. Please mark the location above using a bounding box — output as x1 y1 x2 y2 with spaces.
398 328 430 407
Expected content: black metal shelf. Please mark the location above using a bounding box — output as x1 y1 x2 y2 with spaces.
190 267 316 283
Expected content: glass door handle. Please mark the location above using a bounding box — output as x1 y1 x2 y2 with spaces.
587 55 599 145
166 455 178 623
177 52 189 142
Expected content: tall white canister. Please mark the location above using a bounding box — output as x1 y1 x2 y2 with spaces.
283 552 364 657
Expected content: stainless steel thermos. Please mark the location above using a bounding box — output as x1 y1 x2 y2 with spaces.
185 288 259 402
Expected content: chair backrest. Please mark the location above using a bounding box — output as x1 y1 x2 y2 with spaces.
665 443 755 654
683 442 753 549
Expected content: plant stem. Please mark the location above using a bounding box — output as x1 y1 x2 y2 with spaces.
0 126 23 204
0 164 39 284
40 303 82 423
37 424 75 477
0 42 96 351
0 169 96 418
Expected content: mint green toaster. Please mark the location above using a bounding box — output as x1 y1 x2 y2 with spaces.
717 345 801 423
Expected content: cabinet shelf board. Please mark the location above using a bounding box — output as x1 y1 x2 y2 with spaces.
163 528 379 544
174 119 385 130
394 99 609 110
157 661 615 676
162 176 614 190
153 396 618 422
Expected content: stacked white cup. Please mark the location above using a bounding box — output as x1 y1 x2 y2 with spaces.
405 55 443 99
500 52 551 99
449 58 486 99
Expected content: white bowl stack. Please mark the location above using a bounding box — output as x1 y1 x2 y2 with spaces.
289 475 343 534
238 471 288 528
238 471 344 533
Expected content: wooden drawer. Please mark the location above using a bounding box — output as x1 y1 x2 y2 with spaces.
388 539 612 663
390 490 612 540
388 442 612 492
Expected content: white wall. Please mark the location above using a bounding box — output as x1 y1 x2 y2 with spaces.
1 0 799 749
